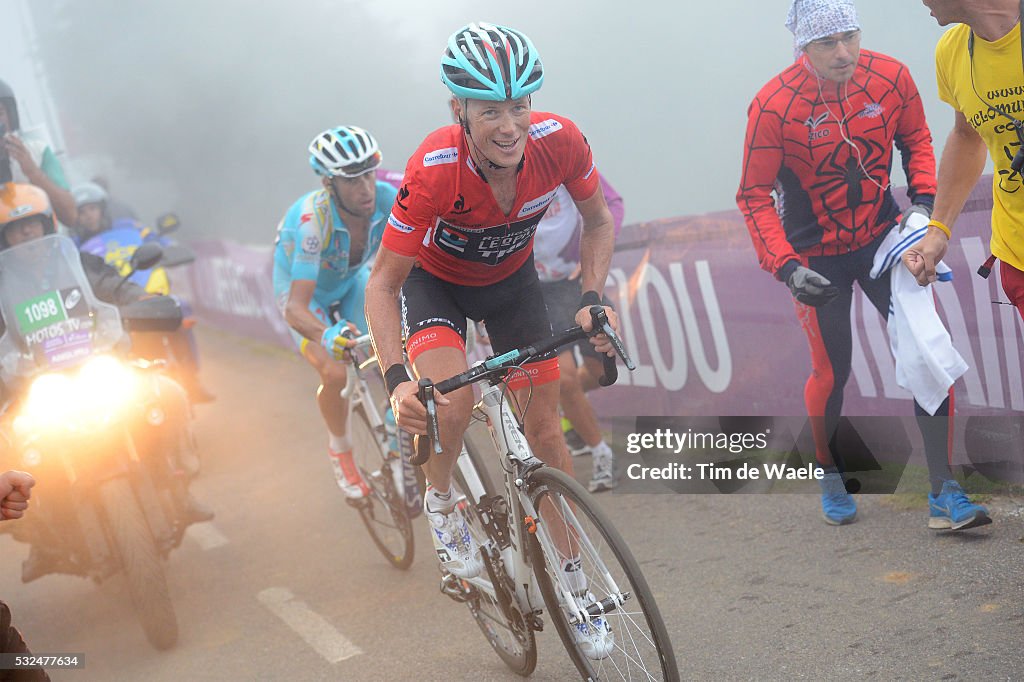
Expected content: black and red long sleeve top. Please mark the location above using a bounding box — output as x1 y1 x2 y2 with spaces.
736 49 937 281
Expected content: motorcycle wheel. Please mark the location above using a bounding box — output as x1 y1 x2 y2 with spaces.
99 477 179 650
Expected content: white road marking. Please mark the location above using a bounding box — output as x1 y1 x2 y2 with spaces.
257 587 363 663
186 522 229 550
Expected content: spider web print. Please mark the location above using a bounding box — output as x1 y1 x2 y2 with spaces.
738 49 937 273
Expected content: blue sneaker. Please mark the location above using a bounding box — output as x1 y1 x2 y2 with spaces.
928 481 991 530
819 471 857 525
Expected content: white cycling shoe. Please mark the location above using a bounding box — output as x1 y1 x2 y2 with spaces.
571 592 615 660
329 449 368 500
425 494 483 579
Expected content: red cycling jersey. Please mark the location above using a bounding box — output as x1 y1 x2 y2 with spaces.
736 49 937 279
382 111 600 286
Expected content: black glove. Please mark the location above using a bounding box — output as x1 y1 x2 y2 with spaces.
787 266 839 307
899 204 932 233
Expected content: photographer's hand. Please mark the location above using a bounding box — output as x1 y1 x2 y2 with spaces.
3 134 44 183
2 134 78 225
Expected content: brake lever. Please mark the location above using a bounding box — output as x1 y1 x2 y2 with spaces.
338 329 359 399
588 305 636 373
410 378 442 466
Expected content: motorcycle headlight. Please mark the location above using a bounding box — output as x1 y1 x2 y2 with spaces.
78 355 139 412
23 372 76 422
19 356 140 430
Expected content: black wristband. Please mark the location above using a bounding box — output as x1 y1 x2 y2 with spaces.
384 364 411 396
580 290 602 309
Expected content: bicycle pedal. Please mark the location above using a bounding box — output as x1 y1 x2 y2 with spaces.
527 612 544 632
439 572 473 603
345 496 370 510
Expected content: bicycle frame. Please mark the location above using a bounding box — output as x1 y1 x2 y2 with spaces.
339 336 409 499
455 375 626 628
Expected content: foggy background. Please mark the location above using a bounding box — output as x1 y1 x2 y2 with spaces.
2 0 951 243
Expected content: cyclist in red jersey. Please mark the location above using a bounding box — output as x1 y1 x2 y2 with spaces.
737 0 989 530
365 23 617 586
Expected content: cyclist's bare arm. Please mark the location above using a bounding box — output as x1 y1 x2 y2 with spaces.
364 247 445 434
575 186 614 301
573 185 619 351
284 279 328 342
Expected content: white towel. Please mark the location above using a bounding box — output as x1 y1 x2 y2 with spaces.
870 215 967 415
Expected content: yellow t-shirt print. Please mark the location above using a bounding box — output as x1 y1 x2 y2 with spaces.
936 23 1024 271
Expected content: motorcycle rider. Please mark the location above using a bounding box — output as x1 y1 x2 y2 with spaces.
1 184 147 309
0 183 213 582
72 181 113 241
71 181 215 403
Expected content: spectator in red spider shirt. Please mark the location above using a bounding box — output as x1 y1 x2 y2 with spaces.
736 0 989 530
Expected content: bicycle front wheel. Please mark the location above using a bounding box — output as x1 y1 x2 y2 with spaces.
527 466 678 681
452 437 537 676
349 403 415 570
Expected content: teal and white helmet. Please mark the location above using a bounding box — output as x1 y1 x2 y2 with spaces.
308 126 382 178
440 23 544 101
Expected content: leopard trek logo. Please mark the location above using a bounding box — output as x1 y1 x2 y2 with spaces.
437 226 468 253
432 214 544 265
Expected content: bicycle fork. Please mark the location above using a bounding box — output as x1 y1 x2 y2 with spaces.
519 477 631 628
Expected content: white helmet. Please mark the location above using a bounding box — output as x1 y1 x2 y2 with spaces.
72 181 109 208
308 126 382 178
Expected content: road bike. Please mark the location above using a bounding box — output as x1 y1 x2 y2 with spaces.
413 307 678 680
338 332 422 570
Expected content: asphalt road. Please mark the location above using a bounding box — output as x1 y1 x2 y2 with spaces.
0 327 1020 681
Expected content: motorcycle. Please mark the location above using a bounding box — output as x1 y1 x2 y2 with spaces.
79 212 212 406
0 235 204 650
78 212 195 294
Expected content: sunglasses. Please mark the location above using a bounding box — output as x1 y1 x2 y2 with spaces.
334 150 383 178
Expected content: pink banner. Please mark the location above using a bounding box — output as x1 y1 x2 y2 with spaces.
588 177 1023 419
173 241 294 349
180 176 1023 421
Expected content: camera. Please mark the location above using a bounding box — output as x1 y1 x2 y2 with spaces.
0 121 12 184
1012 120 1024 175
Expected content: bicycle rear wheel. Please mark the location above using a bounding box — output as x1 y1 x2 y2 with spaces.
349 403 415 570
451 437 537 676
527 466 678 681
